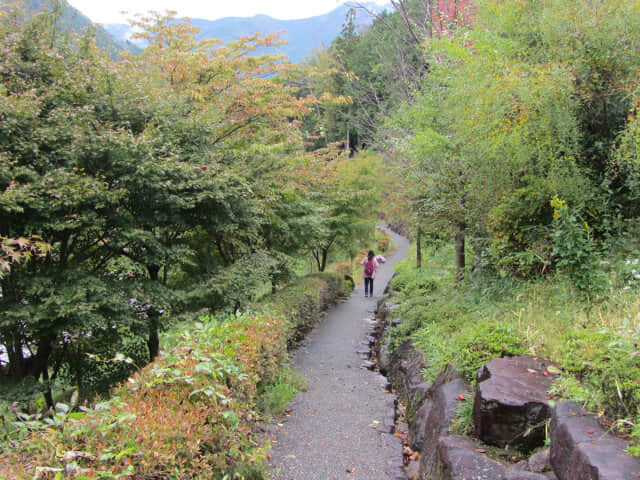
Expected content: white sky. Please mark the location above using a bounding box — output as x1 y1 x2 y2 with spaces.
66 0 387 24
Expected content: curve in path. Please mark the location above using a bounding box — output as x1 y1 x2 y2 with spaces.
268 227 410 480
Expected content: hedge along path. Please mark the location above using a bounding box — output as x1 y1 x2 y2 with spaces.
268 227 410 480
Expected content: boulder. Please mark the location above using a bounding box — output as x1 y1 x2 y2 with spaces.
408 396 432 451
377 337 392 374
550 401 640 480
437 435 507 480
419 379 470 478
474 356 557 451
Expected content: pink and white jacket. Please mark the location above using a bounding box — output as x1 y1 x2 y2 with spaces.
360 256 379 279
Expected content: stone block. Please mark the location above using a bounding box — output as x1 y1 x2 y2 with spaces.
437 435 506 480
474 356 557 451
550 401 640 480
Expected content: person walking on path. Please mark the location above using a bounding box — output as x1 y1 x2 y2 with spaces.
267 227 410 480
360 250 379 297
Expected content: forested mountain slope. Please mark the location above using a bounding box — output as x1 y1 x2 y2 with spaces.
105 3 387 63
7 0 140 55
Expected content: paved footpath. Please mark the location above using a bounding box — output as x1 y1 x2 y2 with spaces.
268 228 410 480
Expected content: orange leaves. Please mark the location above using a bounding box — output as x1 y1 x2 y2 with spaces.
5 312 291 479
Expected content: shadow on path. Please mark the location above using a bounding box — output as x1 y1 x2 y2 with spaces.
268 227 410 480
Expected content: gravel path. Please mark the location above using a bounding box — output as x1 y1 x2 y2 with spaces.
267 228 410 480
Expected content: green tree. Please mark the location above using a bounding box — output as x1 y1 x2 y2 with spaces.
386 0 640 281
0 4 318 400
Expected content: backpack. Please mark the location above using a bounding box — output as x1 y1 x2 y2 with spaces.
364 258 375 277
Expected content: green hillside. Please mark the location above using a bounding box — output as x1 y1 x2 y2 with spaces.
10 0 140 56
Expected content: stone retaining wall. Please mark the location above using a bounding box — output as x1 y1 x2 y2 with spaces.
373 298 640 480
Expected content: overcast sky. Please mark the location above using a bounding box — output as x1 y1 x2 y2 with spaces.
66 0 387 25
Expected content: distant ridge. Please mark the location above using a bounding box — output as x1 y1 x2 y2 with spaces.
5 0 141 56
105 3 388 63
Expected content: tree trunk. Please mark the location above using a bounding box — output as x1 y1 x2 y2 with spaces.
147 312 160 362
42 365 53 408
346 124 350 153
320 248 328 272
147 265 161 361
455 230 465 281
416 223 423 269
6 338 27 380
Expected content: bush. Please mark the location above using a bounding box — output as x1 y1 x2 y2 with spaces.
0 312 286 479
550 197 609 293
487 179 555 278
260 273 348 347
0 272 347 479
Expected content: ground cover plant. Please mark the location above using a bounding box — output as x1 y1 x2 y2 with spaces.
387 240 640 456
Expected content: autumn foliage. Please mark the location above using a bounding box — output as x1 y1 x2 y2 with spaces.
431 0 475 35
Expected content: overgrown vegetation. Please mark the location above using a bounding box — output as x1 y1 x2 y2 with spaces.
5 0 640 474
0 0 381 407
388 240 640 455
0 272 347 479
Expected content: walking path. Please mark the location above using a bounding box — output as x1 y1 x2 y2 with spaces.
268 228 410 480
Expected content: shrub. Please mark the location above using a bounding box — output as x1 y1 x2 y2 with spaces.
377 234 391 253
260 273 348 347
550 197 609 293
0 271 347 479
0 312 285 479
487 179 555 278
412 319 526 382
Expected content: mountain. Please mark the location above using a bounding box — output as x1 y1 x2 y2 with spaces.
105 3 387 63
6 0 141 57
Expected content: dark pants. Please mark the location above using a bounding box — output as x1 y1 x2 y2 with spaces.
364 277 374 296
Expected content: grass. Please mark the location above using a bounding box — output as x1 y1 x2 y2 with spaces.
257 368 307 420
388 239 640 455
